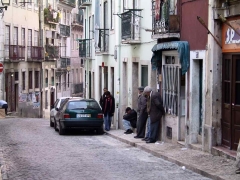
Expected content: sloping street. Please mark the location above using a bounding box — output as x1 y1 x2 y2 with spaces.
0 118 210 180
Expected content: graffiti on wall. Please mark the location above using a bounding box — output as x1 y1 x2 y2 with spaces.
19 92 40 109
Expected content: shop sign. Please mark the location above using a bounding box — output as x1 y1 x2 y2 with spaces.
222 18 240 52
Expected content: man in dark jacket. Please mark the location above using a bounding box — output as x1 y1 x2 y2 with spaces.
122 107 137 134
144 86 165 143
134 87 148 138
102 91 115 131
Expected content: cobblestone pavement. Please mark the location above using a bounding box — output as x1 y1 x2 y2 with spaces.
0 118 211 180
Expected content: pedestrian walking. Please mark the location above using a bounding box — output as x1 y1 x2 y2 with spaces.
102 91 115 131
236 139 240 174
122 107 137 134
99 87 108 108
134 87 148 138
143 86 165 143
0 100 8 115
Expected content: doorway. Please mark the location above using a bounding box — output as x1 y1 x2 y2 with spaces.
222 54 240 150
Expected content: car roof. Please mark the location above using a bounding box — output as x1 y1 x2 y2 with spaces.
58 97 81 100
67 98 95 102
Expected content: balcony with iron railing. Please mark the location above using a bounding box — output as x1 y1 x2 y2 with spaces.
96 29 109 53
79 0 92 8
59 24 71 37
4 45 25 61
27 46 44 61
72 83 84 94
152 0 180 39
45 45 60 60
57 58 71 69
72 13 84 26
78 39 92 58
44 8 59 25
59 0 76 7
121 10 141 44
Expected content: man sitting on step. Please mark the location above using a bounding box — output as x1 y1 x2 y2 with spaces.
122 107 137 134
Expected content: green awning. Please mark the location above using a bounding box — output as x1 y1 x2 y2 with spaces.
151 41 190 75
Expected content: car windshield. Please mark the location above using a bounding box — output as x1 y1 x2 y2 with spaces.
67 100 100 110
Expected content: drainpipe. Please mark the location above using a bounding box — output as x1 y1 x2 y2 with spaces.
115 0 121 129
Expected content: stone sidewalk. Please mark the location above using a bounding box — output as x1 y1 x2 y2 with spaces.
106 129 240 180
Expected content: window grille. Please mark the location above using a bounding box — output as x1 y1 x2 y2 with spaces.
162 62 180 116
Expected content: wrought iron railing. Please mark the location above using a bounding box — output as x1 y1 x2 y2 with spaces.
79 0 92 7
58 58 70 68
4 45 25 60
152 0 180 34
97 29 109 52
59 24 70 37
72 13 84 26
27 46 44 60
78 39 91 58
59 0 76 7
121 10 141 41
45 45 60 60
72 83 84 94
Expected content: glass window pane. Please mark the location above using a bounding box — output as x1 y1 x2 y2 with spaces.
225 59 230 80
236 83 240 105
141 65 148 87
224 82 230 103
236 59 240 81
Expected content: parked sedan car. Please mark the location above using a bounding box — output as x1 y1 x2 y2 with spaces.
50 97 80 127
54 98 104 135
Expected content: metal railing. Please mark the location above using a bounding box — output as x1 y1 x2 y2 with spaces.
98 29 109 52
72 83 84 94
121 10 141 41
45 45 60 60
59 0 76 7
59 24 71 37
152 0 180 34
27 46 44 60
58 58 70 68
72 13 84 26
4 45 25 60
78 39 91 58
79 0 92 7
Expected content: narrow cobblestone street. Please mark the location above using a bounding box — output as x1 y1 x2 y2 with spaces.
0 118 211 180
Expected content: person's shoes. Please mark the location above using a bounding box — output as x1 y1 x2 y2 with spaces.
146 140 156 143
142 137 149 141
236 168 240 174
134 136 144 138
124 129 133 134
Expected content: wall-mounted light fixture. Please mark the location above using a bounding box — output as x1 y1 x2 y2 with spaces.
0 0 10 13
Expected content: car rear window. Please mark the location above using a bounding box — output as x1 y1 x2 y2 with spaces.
67 100 100 110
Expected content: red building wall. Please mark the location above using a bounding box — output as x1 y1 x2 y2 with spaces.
180 0 208 50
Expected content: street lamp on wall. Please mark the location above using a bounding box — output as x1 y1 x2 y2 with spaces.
0 0 10 13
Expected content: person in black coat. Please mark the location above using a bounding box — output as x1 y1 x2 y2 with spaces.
122 107 137 134
99 87 108 108
102 91 115 131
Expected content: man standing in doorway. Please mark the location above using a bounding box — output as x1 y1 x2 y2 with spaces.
134 87 148 138
102 91 115 131
143 86 165 143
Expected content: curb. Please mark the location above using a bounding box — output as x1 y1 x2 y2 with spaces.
0 149 7 180
106 133 226 180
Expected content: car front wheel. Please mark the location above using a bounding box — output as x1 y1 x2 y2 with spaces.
50 117 54 127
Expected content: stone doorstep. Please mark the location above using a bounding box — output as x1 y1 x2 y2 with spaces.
212 146 237 161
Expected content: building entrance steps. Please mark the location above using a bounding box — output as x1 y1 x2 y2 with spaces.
106 129 240 180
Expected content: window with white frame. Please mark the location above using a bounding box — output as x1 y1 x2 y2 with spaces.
21 28 25 46
5 26 10 58
66 12 70 25
34 30 38 46
63 11 66 25
13 27 18 58
28 29 32 58
162 55 182 116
